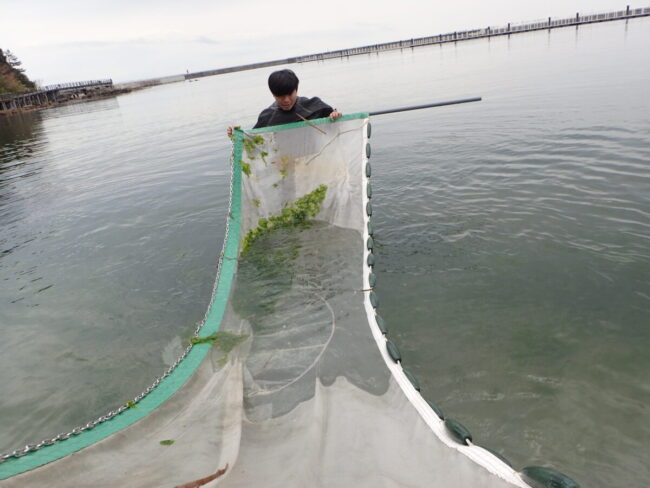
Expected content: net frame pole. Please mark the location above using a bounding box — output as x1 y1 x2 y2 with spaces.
368 97 481 116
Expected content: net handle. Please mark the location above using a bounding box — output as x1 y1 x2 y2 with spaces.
368 97 481 116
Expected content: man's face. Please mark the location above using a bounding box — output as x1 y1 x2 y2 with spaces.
274 89 298 111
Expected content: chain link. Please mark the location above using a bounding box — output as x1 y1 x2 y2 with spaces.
0 140 238 465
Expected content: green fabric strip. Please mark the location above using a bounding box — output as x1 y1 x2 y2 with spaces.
246 112 369 134
0 132 244 480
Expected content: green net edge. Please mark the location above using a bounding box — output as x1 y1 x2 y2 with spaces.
0 133 244 480
246 112 369 134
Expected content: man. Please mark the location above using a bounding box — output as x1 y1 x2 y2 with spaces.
228 69 342 136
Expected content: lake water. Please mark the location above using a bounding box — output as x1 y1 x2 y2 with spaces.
1 17 649 488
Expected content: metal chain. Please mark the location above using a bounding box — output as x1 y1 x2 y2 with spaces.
195 136 236 337
0 140 238 464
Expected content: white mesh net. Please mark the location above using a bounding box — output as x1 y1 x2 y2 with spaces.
2 115 528 488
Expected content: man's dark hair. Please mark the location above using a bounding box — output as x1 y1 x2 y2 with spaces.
268 69 299 96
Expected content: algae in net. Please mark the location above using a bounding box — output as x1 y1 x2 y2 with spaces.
243 134 268 163
239 133 269 177
189 331 249 352
189 331 249 367
241 184 328 254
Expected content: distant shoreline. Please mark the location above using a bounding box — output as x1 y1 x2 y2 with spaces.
0 84 131 117
3 5 649 114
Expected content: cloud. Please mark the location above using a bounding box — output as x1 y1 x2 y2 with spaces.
194 36 221 45
43 35 222 49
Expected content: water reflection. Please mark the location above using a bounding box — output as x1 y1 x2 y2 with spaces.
0 111 44 168
0 111 48 229
40 97 120 120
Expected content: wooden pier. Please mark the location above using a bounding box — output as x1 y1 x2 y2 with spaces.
0 79 114 115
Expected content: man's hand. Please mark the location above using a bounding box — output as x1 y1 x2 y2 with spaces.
329 110 342 121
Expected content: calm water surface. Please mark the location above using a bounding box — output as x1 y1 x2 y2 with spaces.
1 18 649 487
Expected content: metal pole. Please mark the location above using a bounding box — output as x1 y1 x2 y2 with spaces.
369 97 482 116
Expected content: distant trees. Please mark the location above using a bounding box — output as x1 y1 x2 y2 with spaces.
0 48 36 94
4 50 23 70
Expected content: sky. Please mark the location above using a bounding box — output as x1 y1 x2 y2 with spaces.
1 0 634 85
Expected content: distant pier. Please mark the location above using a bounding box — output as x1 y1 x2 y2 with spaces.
0 79 118 115
297 6 650 62
187 6 650 80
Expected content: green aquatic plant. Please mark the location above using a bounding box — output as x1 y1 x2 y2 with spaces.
189 331 249 353
241 161 251 176
189 331 248 368
241 184 328 254
243 134 266 160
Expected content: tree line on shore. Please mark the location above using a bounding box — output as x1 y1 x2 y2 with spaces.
0 49 35 95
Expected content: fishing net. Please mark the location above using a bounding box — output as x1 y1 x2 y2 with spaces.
1 114 529 487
